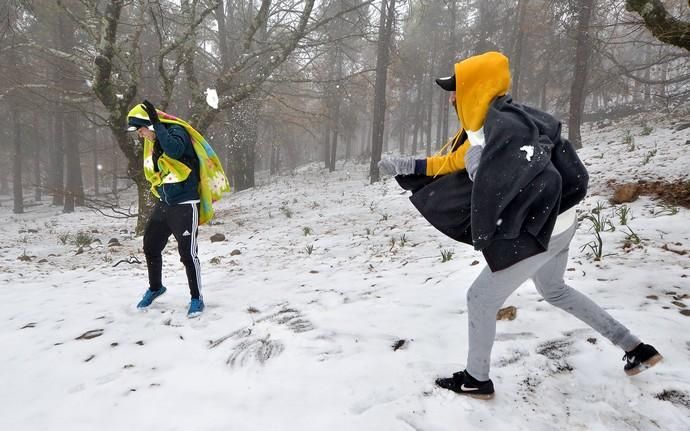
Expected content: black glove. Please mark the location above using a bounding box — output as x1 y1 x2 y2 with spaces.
142 99 160 125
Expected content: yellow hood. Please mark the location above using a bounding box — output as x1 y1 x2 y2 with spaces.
453 51 511 132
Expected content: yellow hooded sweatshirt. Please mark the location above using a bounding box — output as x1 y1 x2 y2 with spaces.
424 51 511 176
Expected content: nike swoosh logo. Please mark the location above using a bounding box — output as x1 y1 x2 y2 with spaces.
460 384 479 391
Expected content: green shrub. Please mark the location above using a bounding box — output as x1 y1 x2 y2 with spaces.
73 231 97 247
440 249 454 262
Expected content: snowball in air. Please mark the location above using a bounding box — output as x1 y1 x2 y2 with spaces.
205 88 219 109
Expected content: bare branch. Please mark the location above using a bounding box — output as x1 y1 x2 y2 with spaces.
244 0 271 51
625 0 690 51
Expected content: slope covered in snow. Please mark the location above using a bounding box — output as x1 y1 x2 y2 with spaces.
1 110 689 430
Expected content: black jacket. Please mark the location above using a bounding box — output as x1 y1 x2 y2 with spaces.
152 123 200 205
396 95 588 271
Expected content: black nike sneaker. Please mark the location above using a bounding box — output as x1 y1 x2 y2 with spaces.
623 343 663 376
435 370 495 400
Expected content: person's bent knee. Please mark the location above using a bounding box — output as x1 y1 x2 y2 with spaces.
536 282 569 304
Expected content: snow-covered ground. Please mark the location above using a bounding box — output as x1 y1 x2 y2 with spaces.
1 111 689 430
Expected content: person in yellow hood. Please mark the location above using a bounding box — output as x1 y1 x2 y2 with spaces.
379 52 661 399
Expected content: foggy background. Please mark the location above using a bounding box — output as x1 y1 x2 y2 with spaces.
0 0 688 232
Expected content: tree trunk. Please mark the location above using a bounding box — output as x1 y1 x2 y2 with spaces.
63 113 78 213
111 136 118 196
93 135 100 196
398 93 407 155
0 164 8 195
539 59 550 111
440 92 449 145
441 0 455 145
329 127 339 171
58 10 84 212
329 41 344 172
425 44 437 156
644 46 652 103
323 121 331 169
226 98 259 191
411 81 423 155
113 128 151 235
345 134 352 161
33 113 42 202
659 62 668 101
625 0 690 51
51 109 65 206
12 108 23 214
511 0 530 101
75 129 85 207
34 148 41 202
434 90 444 147
369 0 397 183
383 111 390 153
360 122 367 157
270 144 280 175
49 14 68 206
568 0 596 149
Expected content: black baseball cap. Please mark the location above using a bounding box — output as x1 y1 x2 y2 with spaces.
435 75 456 91
127 117 153 132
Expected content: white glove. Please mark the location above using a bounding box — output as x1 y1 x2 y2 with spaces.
464 145 483 181
378 157 416 176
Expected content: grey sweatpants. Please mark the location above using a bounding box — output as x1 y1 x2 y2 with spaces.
466 221 641 381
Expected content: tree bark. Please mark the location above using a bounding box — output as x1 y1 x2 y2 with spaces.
434 90 444 147
329 44 344 172
369 0 397 183
625 0 690 51
441 0 455 145
51 109 65 206
511 0 530 101
539 57 551 111
63 112 80 213
568 0 596 149
345 134 352 161
12 108 23 214
398 90 407 155
111 136 118 196
424 42 436 156
226 98 259 191
323 120 331 169
33 112 42 202
411 79 423 155
93 131 100 196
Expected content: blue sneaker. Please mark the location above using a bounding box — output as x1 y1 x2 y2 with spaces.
187 298 205 318
136 286 167 309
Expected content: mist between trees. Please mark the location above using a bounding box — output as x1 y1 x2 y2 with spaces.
0 0 687 232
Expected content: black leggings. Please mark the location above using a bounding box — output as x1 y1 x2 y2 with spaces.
143 201 201 299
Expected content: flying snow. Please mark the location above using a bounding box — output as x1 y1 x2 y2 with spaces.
205 88 219 109
520 145 534 161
